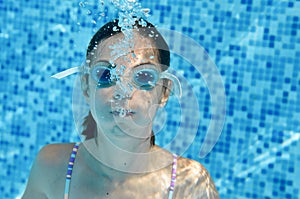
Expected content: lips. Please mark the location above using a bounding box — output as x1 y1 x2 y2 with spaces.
110 108 136 117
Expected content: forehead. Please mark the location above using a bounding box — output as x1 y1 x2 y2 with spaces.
90 31 160 65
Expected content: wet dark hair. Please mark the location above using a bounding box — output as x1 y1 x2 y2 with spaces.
82 18 170 146
86 18 170 69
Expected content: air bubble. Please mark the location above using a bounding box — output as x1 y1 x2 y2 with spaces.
113 94 121 100
79 2 86 7
119 108 126 117
113 26 118 31
141 8 150 17
138 19 147 27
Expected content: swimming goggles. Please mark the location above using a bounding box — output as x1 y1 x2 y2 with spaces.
51 61 182 97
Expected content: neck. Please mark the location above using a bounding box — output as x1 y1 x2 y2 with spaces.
81 126 154 178
96 125 153 154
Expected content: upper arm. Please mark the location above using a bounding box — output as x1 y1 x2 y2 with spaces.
22 146 50 199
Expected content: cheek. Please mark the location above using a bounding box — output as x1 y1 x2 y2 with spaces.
89 87 114 118
132 89 160 107
131 88 162 117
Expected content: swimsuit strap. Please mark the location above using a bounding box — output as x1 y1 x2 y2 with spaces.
64 142 80 199
168 153 178 199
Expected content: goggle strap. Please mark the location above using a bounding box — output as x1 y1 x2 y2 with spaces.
51 66 80 79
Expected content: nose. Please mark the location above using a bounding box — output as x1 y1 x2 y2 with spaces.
113 79 135 100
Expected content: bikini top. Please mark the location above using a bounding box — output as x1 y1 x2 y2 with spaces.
64 142 178 199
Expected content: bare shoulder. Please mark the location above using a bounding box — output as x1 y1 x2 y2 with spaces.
175 157 220 199
31 143 75 175
176 156 210 181
22 143 75 199
37 143 75 166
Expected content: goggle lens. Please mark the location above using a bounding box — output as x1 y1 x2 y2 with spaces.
91 65 115 88
133 69 159 90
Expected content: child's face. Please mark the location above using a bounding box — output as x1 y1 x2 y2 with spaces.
83 31 168 139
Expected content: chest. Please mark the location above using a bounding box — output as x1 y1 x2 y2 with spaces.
68 179 170 199
46 164 173 199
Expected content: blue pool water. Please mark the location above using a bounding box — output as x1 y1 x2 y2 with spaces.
0 0 299 198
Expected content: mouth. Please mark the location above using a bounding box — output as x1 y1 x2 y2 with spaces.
110 108 136 117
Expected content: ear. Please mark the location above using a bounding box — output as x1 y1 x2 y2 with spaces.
81 74 90 104
160 80 172 107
